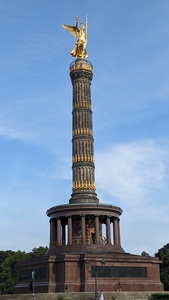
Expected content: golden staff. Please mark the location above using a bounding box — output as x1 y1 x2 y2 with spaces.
76 16 79 27
86 15 88 42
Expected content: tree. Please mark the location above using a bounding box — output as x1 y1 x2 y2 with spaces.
29 246 48 258
141 251 150 256
0 246 48 294
0 250 29 293
155 243 169 291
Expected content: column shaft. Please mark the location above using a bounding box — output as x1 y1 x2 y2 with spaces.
57 218 61 245
69 59 99 204
50 219 56 247
113 218 120 245
68 216 72 245
117 219 121 246
62 224 66 245
81 215 86 244
106 216 111 244
95 216 100 244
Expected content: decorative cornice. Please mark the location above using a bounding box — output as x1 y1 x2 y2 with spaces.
70 70 93 81
70 60 93 73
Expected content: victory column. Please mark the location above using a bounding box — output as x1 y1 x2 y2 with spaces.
14 17 163 295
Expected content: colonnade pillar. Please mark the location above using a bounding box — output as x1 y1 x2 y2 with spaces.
62 224 66 245
113 218 121 245
117 218 121 245
57 218 61 245
95 215 100 244
106 216 111 244
81 215 86 244
49 219 57 246
68 216 72 245
49 215 121 247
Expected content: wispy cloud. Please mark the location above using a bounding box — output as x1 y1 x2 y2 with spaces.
0 90 70 144
95 139 169 207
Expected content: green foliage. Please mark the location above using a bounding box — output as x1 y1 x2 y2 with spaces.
111 296 116 300
0 250 15 266
141 251 150 256
57 295 66 300
28 246 48 258
155 243 169 291
0 246 48 294
148 293 169 300
0 250 29 294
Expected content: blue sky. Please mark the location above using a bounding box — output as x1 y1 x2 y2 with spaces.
0 0 169 256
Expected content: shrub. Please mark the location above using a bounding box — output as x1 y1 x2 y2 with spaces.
57 295 65 300
148 293 169 300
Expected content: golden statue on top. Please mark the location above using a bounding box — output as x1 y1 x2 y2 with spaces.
62 16 88 59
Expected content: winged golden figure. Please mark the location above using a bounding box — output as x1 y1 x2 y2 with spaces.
62 16 88 59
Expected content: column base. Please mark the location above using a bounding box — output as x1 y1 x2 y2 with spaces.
69 190 99 204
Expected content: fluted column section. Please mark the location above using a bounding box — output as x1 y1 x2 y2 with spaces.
68 216 72 245
57 218 61 245
81 215 86 244
113 218 120 246
106 216 111 244
117 218 121 246
62 224 66 245
50 219 57 247
69 59 99 204
95 215 100 244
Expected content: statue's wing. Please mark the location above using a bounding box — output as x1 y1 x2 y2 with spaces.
62 24 79 38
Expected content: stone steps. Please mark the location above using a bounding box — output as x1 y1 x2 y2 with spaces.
0 292 169 300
